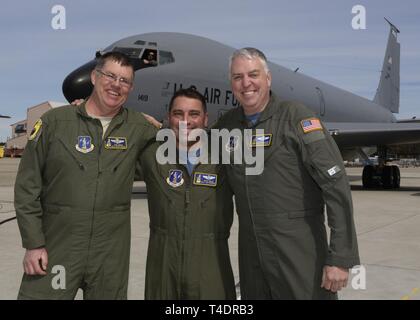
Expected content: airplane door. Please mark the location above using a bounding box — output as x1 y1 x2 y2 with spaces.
315 87 326 117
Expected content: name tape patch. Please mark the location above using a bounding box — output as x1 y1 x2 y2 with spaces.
193 172 218 187
250 134 272 147
105 137 127 150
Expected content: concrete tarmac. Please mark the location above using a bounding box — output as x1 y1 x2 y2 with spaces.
1 157 419 300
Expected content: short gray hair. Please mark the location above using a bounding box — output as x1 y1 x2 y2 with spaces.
229 47 270 79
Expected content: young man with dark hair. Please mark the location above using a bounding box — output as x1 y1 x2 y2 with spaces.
140 88 236 299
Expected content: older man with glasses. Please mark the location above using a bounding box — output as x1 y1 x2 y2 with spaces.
14 52 157 299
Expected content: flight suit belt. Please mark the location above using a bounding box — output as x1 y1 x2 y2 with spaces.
150 225 230 240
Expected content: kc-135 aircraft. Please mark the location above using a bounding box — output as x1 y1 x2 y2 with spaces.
62 19 420 189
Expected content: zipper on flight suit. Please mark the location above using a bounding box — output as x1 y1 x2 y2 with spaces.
86 119 104 270
179 166 192 299
244 119 273 295
88 116 124 246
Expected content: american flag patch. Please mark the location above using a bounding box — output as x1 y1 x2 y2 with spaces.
301 118 323 133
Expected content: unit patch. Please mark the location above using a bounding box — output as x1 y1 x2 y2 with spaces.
29 119 42 141
301 118 323 133
105 137 127 150
193 172 218 187
225 136 240 152
166 169 184 187
250 134 272 147
75 136 94 153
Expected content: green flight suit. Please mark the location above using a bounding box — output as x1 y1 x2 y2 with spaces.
140 142 236 299
214 94 360 300
14 103 156 299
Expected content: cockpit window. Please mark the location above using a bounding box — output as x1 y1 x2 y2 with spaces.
159 51 175 65
113 47 143 58
148 42 157 47
134 40 146 45
141 49 158 67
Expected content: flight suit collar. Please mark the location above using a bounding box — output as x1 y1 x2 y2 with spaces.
258 93 280 123
76 100 127 127
238 92 280 128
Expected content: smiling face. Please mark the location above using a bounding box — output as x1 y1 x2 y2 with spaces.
90 59 134 116
230 55 272 115
168 96 208 148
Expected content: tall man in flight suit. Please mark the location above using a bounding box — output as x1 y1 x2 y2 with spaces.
140 88 236 299
214 48 360 299
14 52 156 299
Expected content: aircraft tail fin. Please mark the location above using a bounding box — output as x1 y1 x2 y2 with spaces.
373 18 400 113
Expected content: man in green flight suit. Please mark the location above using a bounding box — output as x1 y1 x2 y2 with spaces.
14 52 156 299
214 48 360 299
140 88 236 299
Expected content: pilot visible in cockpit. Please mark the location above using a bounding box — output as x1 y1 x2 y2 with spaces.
142 50 157 66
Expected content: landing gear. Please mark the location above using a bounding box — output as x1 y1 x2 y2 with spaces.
361 145 401 189
362 165 400 189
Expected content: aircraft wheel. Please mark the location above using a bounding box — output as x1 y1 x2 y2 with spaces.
362 165 374 188
382 166 393 189
392 165 401 188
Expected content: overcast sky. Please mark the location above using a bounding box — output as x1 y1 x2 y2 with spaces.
1 0 419 141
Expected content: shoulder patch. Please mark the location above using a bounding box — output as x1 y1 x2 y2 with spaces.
300 118 322 133
29 119 42 141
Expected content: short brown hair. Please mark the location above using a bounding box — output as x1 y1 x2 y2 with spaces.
169 87 207 113
95 51 135 73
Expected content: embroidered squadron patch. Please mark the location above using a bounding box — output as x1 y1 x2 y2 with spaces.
301 118 323 133
105 137 128 150
250 134 272 147
225 136 240 152
166 169 184 187
29 119 42 141
75 136 94 153
193 172 218 187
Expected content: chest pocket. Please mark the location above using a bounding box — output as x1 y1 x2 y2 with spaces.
251 118 297 166
193 165 226 208
154 163 185 202
102 143 137 173
49 136 89 170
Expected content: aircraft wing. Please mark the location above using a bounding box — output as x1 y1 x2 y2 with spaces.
324 122 420 148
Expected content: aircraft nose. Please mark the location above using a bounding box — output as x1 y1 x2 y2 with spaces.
62 59 97 103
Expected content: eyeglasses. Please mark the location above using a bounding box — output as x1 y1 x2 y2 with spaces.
96 69 133 88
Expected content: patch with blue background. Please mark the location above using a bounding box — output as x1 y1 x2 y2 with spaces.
166 169 184 187
193 172 218 187
75 136 94 153
105 137 127 150
250 134 272 147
